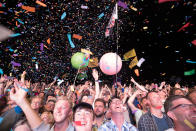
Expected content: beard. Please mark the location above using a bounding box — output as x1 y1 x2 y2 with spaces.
95 112 105 118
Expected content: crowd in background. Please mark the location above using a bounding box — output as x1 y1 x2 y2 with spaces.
0 69 196 131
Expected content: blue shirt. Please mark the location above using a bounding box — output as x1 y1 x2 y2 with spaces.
152 115 170 131
99 119 138 131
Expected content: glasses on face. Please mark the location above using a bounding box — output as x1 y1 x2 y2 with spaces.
169 104 196 111
111 100 123 105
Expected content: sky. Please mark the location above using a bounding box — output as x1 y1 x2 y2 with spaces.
0 0 195 86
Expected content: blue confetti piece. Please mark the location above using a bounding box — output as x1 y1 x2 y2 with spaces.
16 83 29 92
10 33 21 37
61 12 67 20
98 13 104 19
9 48 14 52
17 19 24 24
32 57 37 59
0 68 3 75
67 33 75 48
186 60 196 64
0 117 3 124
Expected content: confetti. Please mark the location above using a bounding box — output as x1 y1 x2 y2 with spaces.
10 33 21 37
81 49 93 55
191 40 196 46
21 5 35 12
186 60 196 64
47 38 50 44
61 12 67 20
129 57 138 69
0 68 3 75
158 0 179 4
98 13 104 19
11 61 21 67
67 33 75 48
36 0 47 7
134 69 139 76
123 49 136 60
81 5 89 9
0 117 3 124
73 34 82 40
177 22 192 32
118 1 128 9
184 119 195 130
137 58 145 67
184 69 195 76
17 19 24 24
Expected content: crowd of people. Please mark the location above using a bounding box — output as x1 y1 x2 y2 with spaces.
0 69 196 131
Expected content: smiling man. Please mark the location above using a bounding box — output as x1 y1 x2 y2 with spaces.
99 97 137 131
164 95 196 131
72 102 94 131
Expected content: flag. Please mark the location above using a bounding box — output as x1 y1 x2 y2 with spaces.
105 3 118 37
184 69 195 76
88 57 98 68
129 56 138 69
123 49 136 60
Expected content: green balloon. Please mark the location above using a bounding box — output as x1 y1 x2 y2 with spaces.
71 52 89 69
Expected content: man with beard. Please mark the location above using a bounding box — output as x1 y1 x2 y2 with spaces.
93 98 107 129
164 95 196 131
138 91 174 131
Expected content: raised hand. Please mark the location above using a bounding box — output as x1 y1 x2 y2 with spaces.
92 69 98 81
10 80 28 106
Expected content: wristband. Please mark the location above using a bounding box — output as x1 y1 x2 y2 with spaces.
132 110 138 114
95 80 102 82
14 106 23 114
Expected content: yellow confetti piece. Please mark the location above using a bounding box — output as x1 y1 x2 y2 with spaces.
130 5 138 11
184 119 195 130
36 0 47 7
143 26 148 30
81 49 93 55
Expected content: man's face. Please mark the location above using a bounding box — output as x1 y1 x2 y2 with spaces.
168 98 196 127
174 90 184 96
74 108 94 129
110 98 125 113
189 92 196 104
53 100 71 123
94 101 105 117
148 92 163 109
141 98 149 110
31 97 42 110
45 101 55 112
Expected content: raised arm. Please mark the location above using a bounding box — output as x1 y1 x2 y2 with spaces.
10 80 42 129
131 77 148 92
20 71 26 83
92 69 100 100
127 89 141 111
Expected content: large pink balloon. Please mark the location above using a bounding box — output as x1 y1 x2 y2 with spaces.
99 53 122 75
